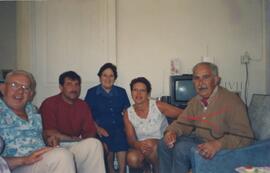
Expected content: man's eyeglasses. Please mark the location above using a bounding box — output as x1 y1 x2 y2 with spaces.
7 82 31 93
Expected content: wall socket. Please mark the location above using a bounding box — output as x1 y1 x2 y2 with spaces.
241 51 251 64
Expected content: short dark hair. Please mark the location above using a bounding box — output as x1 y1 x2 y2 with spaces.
59 71 81 86
130 77 152 94
97 63 118 79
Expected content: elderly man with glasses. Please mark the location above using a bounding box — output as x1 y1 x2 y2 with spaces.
0 70 77 173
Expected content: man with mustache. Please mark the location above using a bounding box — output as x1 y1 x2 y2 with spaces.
158 62 253 173
40 71 105 173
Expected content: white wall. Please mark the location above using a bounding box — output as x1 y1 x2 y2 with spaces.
14 0 268 105
266 0 270 94
116 0 267 104
16 2 33 72
17 0 116 105
0 2 16 70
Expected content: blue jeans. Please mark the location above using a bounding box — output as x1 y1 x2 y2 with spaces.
158 135 203 173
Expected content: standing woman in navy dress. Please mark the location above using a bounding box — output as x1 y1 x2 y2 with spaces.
85 63 130 173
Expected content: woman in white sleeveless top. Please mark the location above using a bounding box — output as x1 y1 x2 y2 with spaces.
124 77 182 173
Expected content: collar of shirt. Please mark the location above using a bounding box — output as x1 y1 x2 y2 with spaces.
58 93 79 106
0 98 37 122
96 84 119 97
201 98 208 107
196 86 219 107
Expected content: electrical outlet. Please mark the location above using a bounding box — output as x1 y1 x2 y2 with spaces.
241 52 251 64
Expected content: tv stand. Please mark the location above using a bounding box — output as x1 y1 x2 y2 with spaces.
175 103 188 109
160 96 188 109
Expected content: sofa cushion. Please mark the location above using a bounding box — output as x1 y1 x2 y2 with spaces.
248 94 270 140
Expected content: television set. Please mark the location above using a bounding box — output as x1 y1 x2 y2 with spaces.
170 74 196 109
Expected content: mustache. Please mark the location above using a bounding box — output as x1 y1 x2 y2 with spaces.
69 91 79 94
198 86 208 91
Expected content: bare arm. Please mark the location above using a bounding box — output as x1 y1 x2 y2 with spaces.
123 111 140 149
95 122 109 137
156 101 183 118
0 83 4 95
5 147 52 170
124 111 153 154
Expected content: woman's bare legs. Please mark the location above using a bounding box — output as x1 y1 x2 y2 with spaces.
144 140 159 173
104 143 127 173
127 149 144 169
116 151 127 173
107 152 116 173
127 139 159 173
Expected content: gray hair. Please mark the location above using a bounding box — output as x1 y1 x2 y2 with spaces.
192 62 219 76
5 70 36 92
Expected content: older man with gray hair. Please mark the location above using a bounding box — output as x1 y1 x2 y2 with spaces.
0 70 77 173
158 62 253 173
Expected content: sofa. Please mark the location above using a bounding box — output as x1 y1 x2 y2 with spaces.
191 94 270 173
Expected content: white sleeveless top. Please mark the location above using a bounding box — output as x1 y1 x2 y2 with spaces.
127 99 168 141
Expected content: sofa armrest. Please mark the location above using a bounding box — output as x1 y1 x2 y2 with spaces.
191 139 270 173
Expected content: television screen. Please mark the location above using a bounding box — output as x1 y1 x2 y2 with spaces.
170 75 196 108
175 80 196 102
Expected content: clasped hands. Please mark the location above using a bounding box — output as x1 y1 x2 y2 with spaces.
135 140 155 155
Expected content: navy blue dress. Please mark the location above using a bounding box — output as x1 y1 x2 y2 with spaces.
84 85 130 152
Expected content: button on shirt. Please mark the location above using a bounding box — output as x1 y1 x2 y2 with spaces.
85 85 130 130
0 99 45 157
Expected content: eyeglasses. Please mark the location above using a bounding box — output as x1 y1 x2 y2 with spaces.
7 82 31 93
132 88 147 93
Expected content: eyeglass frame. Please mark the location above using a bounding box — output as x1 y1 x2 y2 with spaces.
6 81 32 94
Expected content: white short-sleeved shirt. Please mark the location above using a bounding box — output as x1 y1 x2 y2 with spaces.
127 99 168 141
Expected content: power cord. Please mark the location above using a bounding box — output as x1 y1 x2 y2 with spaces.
244 63 249 109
